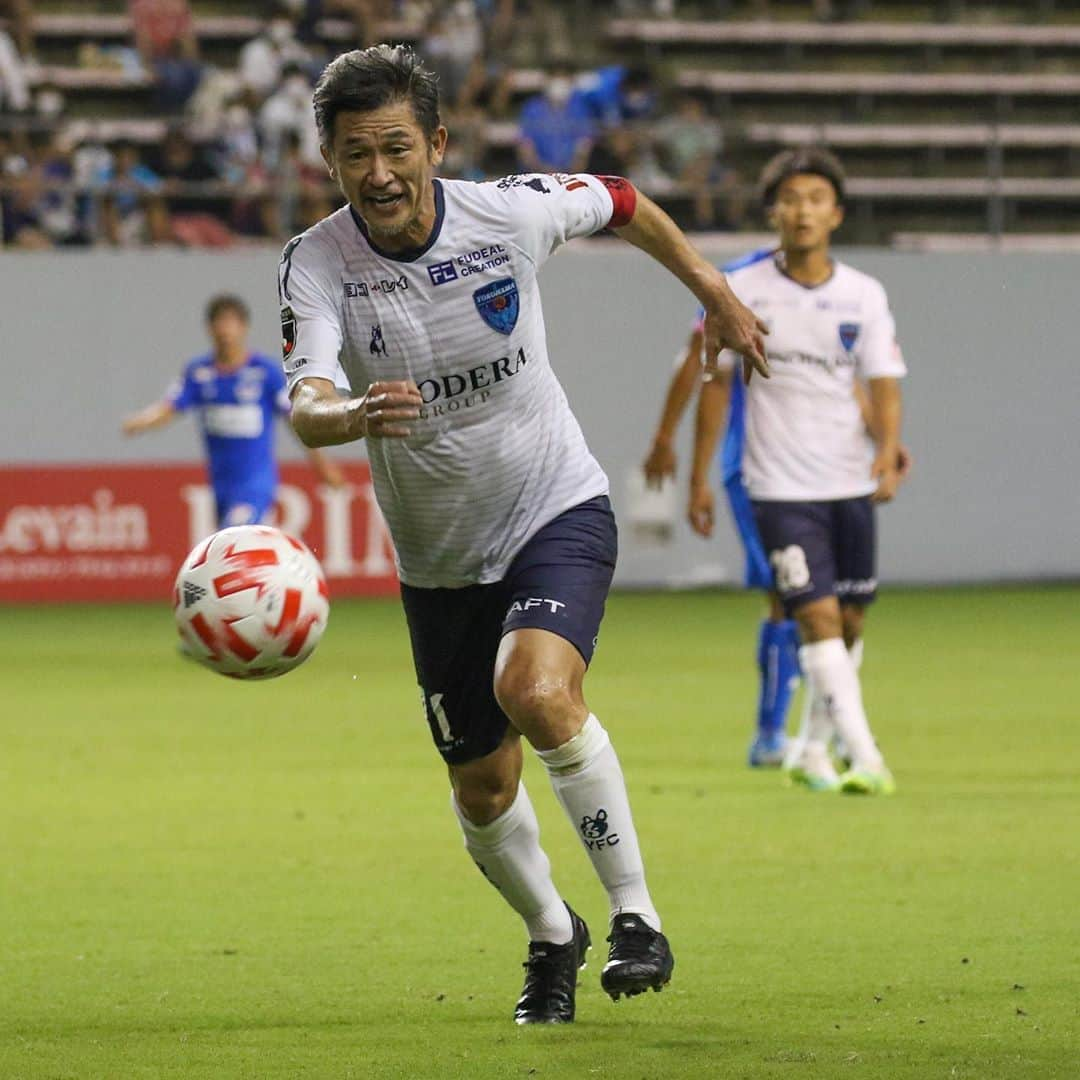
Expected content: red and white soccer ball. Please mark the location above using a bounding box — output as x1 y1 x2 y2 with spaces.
173 525 329 679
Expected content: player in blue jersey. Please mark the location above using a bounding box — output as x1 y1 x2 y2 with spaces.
122 293 341 524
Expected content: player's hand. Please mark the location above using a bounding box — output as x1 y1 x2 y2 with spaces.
871 451 900 503
896 443 913 482
358 380 423 438
643 438 677 490
701 282 769 384
688 480 715 537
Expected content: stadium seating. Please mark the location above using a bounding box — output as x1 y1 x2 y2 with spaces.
12 0 1080 242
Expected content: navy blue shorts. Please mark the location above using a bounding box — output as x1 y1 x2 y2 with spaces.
752 496 877 616
400 496 617 765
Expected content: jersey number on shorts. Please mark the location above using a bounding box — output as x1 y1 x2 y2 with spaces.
770 545 811 593
427 692 453 743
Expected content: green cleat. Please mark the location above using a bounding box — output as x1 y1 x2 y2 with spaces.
839 767 896 796
783 764 841 793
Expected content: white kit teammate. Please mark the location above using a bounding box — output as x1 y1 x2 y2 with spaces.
279 46 769 1024
691 147 908 795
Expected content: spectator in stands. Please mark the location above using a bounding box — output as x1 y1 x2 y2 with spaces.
239 2 317 106
578 65 657 130
97 139 170 246
153 127 232 246
1 130 91 248
423 1 484 112
656 89 739 230
0 0 33 63
0 23 29 113
271 128 335 238
130 0 203 112
586 125 666 195
516 61 595 174
259 64 321 173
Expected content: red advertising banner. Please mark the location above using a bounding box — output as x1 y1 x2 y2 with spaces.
0 462 399 603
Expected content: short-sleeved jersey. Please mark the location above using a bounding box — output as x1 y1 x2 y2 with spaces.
168 352 289 500
279 174 617 588
717 255 907 502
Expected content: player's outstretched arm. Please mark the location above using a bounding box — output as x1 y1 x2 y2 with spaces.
289 377 422 448
121 400 175 436
687 371 731 538
611 189 769 381
868 376 903 503
643 328 705 490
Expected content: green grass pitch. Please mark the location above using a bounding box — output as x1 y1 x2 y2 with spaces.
2 587 1077 1079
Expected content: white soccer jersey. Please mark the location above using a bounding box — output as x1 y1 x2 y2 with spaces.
718 255 907 501
279 173 617 588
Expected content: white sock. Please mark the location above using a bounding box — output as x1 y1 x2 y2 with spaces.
452 783 573 944
849 637 864 671
785 669 834 771
829 638 863 764
799 638 883 771
536 715 661 931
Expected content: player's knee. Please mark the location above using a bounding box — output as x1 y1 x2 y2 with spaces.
494 659 579 735
451 765 517 825
795 598 843 643
841 607 865 648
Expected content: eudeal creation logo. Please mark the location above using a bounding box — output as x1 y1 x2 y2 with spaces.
428 243 511 286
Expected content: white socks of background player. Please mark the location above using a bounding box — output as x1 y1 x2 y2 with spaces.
799 638 883 772
537 714 661 931
452 783 573 945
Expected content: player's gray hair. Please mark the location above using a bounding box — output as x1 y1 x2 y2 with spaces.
313 45 441 146
759 146 846 208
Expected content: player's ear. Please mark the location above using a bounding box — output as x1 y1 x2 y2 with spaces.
831 202 845 231
320 142 335 179
428 125 448 168
765 203 778 231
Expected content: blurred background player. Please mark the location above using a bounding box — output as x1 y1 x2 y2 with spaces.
121 292 342 527
643 150 911 783
643 252 799 769
691 147 907 795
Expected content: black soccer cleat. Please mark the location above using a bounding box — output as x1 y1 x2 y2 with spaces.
601 913 674 1001
513 904 591 1025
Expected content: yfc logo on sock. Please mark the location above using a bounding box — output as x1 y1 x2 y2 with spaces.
580 809 620 850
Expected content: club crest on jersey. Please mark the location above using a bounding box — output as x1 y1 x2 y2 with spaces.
280 305 296 357
473 278 518 335
838 322 861 352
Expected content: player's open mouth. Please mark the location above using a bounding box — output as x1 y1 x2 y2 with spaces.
367 193 404 212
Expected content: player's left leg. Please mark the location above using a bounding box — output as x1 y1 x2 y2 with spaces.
494 497 673 1002
748 591 800 767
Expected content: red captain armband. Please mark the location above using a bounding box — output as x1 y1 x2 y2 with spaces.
595 175 637 228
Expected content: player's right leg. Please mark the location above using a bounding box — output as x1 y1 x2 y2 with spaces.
399 582 587 1024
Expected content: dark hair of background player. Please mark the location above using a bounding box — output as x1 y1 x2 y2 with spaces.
205 294 250 324
313 45 442 147
759 146 846 209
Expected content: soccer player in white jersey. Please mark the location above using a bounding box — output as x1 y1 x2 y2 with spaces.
278 45 769 1024
643 267 910 770
689 148 907 795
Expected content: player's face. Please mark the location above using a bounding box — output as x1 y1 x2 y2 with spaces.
769 174 843 255
323 100 447 250
208 310 248 355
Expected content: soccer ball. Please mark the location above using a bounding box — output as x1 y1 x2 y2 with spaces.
173 525 329 679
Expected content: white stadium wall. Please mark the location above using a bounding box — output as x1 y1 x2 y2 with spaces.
1 244 1077 588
